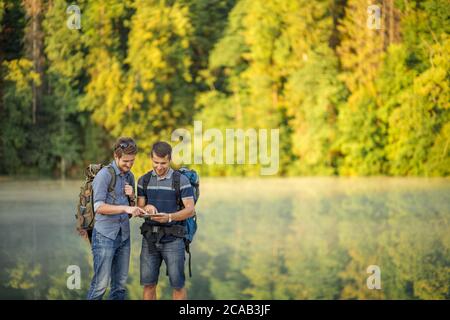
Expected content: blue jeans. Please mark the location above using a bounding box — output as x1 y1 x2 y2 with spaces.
140 237 186 289
87 228 130 300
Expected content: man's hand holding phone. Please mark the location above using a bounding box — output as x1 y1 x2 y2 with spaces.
150 213 171 223
143 204 158 215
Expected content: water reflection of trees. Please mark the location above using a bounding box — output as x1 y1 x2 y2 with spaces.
2 225 90 299
195 180 449 300
1 179 449 299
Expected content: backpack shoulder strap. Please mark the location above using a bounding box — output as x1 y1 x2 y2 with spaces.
172 170 183 209
142 170 153 203
105 165 117 202
105 165 116 192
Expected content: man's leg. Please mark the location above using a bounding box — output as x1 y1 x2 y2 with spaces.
109 231 130 300
87 229 115 300
162 238 187 300
140 237 162 300
143 284 158 300
173 287 187 300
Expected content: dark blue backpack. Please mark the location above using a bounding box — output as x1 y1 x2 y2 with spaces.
172 167 199 277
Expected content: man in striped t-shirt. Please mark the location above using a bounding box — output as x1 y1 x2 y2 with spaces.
137 141 195 300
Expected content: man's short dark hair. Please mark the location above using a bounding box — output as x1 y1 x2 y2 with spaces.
113 137 137 158
151 141 172 160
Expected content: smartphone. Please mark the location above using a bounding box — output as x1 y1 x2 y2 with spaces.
141 213 166 218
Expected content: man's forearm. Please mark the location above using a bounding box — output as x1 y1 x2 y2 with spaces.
171 205 195 222
96 203 128 215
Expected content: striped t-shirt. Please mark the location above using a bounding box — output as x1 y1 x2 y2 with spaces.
137 168 194 242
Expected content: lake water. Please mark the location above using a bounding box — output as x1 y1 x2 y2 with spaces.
0 177 448 300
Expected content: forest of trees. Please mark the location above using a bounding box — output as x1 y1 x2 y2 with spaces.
0 0 448 178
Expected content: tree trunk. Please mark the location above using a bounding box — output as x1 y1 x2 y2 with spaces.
23 0 44 125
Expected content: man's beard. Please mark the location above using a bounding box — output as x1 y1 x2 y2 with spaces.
156 168 167 175
120 165 130 172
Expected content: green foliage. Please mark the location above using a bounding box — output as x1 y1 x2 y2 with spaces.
286 47 346 175
0 0 448 177
0 0 4 32
1 59 41 173
122 0 195 147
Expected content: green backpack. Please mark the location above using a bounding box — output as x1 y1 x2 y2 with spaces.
75 164 116 243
